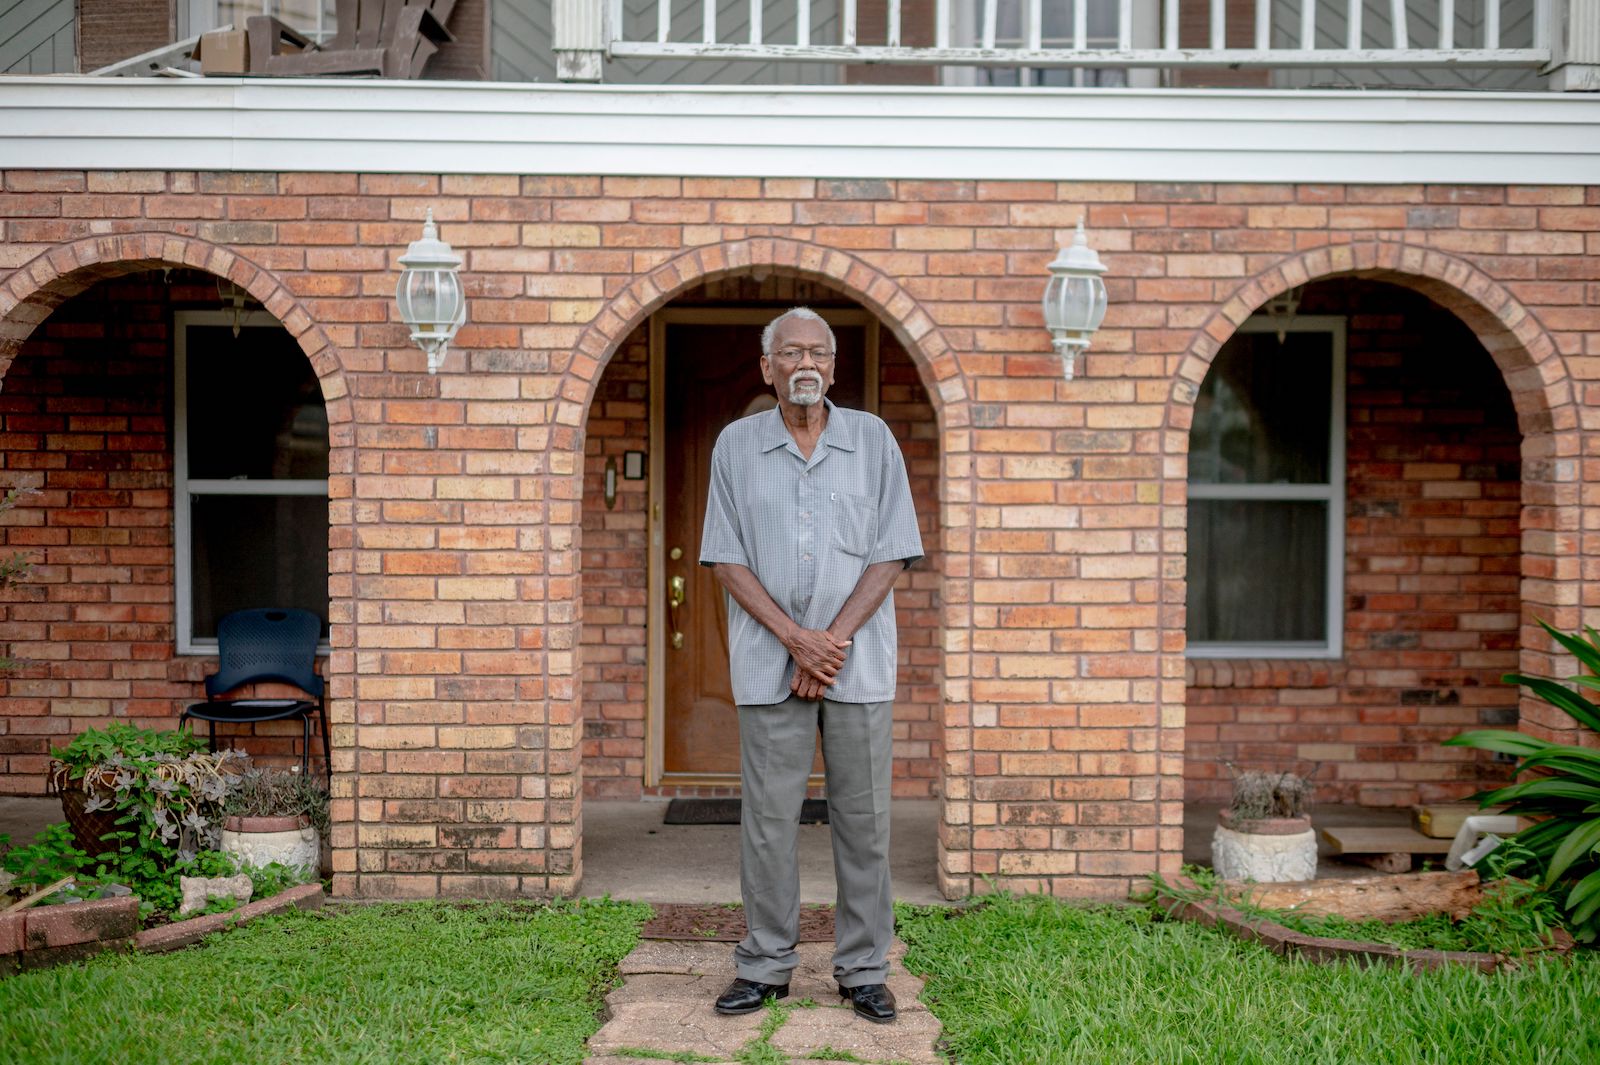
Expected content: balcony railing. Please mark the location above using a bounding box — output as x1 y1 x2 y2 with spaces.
553 0 1597 88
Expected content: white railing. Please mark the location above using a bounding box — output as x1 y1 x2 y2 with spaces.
556 0 1572 78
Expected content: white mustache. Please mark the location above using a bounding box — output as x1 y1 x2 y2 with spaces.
787 370 824 405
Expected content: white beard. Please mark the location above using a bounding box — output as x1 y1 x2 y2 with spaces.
787 370 824 406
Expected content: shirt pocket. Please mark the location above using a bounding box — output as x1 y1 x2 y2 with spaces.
832 492 876 558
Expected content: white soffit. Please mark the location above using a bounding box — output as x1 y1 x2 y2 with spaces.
0 78 1596 184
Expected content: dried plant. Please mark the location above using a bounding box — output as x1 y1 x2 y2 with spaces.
1225 763 1316 822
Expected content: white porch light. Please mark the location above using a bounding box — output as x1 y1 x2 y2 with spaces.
396 208 466 374
1041 218 1109 381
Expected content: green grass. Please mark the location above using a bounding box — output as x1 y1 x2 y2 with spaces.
0 898 650 1065
896 894 1600 1065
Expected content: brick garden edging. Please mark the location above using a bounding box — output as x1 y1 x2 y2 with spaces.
1152 888 1548 973
134 882 326 954
0 883 326 974
0 894 138 975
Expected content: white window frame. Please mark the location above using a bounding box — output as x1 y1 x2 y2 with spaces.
174 310 330 655
181 0 336 43
1186 314 1346 661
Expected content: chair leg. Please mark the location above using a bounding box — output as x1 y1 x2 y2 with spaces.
318 708 331 784
208 719 216 753
300 714 311 776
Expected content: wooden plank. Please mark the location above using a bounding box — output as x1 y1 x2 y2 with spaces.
2 876 74 914
1231 870 1483 923
1319 825 1453 855
1413 803 1508 839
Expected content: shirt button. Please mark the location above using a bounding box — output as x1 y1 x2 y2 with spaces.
802 553 812 562
800 511 810 520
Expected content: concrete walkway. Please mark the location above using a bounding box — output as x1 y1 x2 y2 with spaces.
585 940 944 1065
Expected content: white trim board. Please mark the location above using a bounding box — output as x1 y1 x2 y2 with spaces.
0 79 1596 183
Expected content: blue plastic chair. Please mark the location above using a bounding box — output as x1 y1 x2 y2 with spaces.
180 608 328 778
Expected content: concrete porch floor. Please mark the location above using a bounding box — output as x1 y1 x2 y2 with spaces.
3 794 1422 901
578 799 947 906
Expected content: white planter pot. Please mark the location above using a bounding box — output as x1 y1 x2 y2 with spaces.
220 815 320 876
1212 824 1319 883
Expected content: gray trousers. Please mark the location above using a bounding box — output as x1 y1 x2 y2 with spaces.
734 695 895 989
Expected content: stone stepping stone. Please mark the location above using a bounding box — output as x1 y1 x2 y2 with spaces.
590 938 945 1065
771 1003 944 1064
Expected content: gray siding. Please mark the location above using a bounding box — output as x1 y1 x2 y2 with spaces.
494 0 843 84
0 0 76 74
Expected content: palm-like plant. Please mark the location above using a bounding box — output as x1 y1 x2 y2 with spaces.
1445 620 1600 942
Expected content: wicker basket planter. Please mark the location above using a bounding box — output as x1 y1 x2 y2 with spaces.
56 779 126 859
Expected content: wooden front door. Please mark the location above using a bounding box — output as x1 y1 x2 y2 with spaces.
655 309 874 781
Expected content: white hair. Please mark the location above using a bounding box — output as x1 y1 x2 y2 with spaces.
760 306 836 359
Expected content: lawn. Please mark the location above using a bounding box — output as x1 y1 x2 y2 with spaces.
896 894 1600 1065
0 898 651 1065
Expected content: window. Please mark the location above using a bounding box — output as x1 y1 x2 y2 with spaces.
175 311 330 654
1186 316 1345 659
947 0 1161 88
183 0 337 43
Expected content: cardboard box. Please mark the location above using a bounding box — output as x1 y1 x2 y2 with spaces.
195 29 249 76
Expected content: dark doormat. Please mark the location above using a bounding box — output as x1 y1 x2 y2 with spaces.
642 903 835 942
663 798 830 825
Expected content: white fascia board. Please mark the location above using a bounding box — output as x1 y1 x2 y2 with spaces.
0 78 1596 184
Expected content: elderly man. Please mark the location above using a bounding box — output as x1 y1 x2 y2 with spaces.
699 306 923 1025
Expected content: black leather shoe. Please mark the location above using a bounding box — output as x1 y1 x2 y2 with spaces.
838 982 897 1023
714 978 789 1015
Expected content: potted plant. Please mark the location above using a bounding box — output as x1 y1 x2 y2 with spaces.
46 722 244 918
48 723 241 861
1211 764 1319 883
218 767 329 878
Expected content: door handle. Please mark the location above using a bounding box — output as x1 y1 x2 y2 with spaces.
668 574 686 650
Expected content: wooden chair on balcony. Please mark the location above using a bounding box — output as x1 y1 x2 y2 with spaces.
247 0 455 79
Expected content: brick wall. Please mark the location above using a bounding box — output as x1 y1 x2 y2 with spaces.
1185 280 1522 808
78 0 173 72
0 170 1591 902
0 269 321 793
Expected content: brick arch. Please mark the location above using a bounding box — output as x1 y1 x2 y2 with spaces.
0 232 351 428
1167 241 1572 439
1164 239 1583 760
553 237 973 899
558 237 970 433
0 230 357 780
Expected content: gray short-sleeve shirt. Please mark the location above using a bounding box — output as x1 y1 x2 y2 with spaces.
699 399 924 706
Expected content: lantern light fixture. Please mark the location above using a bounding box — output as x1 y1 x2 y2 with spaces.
1263 284 1304 344
1041 217 1109 381
395 208 466 375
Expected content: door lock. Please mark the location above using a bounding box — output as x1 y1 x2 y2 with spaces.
668 574 686 650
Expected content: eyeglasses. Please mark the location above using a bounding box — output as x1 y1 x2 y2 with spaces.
769 347 836 366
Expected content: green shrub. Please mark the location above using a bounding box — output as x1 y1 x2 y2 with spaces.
1445 618 1600 943
0 822 89 892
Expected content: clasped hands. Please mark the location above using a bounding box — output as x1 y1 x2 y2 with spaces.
783 626 851 700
